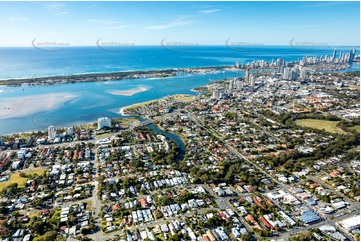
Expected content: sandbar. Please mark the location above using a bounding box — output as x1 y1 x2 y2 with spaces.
108 85 150 96
0 92 77 119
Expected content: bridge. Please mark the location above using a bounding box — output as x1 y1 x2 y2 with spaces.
139 120 152 126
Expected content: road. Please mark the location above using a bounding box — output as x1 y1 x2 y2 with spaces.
186 111 359 240
278 213 356 241
308 175 359 209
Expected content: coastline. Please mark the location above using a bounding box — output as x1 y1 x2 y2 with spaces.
0 62 356 87
2 94 195 136
119 94 196 115
0 65 233 86
2 120 97 136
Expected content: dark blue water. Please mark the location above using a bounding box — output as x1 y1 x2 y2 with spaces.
0 46 359 79
0 46 359 134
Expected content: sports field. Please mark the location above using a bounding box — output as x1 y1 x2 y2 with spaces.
295 119 346 134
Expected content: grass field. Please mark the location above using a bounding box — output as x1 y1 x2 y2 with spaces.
0 168 45 191
349 125 360 133
172 94 196 102
350 85 360 91
295 119 347 134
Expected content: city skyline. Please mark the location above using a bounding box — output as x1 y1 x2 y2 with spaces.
0 1 359 47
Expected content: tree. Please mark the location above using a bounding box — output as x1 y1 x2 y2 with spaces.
32 221 46 235
240 234 253 241
34 231 58 241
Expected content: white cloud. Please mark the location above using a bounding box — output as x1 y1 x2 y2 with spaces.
198 9 220 14
86 19 135 30
33 2 69 16
144 17 192 30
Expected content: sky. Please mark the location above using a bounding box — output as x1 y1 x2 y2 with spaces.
0 1 359 47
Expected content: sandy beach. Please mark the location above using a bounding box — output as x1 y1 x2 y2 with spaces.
107 85 151 96
119 94 195 115
0 92 77 119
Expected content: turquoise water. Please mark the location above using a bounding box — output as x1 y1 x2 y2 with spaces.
0 71 242 134
0 46 359 134
0 46 359 79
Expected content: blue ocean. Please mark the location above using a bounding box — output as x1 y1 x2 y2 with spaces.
0 46 359 134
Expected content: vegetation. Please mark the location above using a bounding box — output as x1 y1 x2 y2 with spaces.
0 168 45 191
289 231 315 241
295 119 346 134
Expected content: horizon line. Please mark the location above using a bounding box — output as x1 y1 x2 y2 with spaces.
0 44 360 48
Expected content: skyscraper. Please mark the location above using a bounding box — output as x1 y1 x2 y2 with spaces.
48 126 57 140
332 48 337 61
67 126 74 136
291 67 299 81
98 117 112 130
283 68 290 80
348 49 356 63
249 74 255 92
212 90 221 99
300 68 307 82
245 68 250 83
339 51 343 62
229 79 235 90
235 61 240 69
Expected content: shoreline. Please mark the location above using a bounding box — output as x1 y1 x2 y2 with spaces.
1 120 97 136
0 66 287 87
2 94 195 136
108 85 150 96
119 94 196 115
0 62 358 87
0 65 233 86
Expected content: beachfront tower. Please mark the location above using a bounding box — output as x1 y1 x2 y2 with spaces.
48 125 57 140
98 117 112 130
245 68 250 83
300 68 307 82
235 61 240 69
332 48 337 61
67 126 74 136
249 74 255 92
